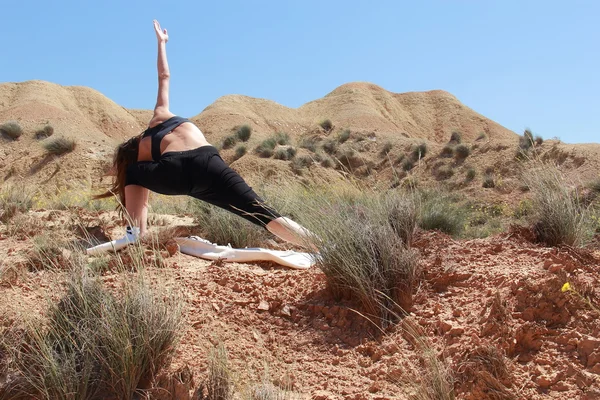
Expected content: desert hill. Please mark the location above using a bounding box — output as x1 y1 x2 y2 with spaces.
1 80 599 196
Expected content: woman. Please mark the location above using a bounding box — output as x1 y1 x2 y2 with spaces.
94 20 313 250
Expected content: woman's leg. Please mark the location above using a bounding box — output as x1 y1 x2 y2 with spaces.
266 216 317 251
124 185 150 235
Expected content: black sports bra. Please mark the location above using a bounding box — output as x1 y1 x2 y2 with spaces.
142 116 191 160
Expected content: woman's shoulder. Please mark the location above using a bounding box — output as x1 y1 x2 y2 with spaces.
148 110 177 128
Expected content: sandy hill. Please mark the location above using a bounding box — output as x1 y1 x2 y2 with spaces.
193 82 517 144
1 80 598 196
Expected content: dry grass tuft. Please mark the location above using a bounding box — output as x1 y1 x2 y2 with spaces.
203 343 234 400
42 136 76 155
0 121 23 139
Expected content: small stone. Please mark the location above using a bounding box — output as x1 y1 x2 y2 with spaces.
439 320 452 333
449 327 465 337
281 305 292 317
257 300 270 311
536 375 553 388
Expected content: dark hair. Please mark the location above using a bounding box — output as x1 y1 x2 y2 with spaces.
94 135 140 211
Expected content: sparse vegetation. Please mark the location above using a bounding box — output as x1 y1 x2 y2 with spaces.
43 136 76 155
191 200 270 248
299 136 319 152
319 119 333 132
465 168 476 182
274 132 291 145
380 141 393 156
273 146 297 161
204 343 234 400
301 191 419 322
322 139 338 155
411 142 428 161
476 132 488 141
417 190 465 237
440 145 454 158
402 159 414 171
3 266 183 400
291 155 314 174
221 135 237 150
233 144 247 160
338 129 351 143
434 166 454 181
0 120 23 139
255 138 277 158
35 124 54 139
449 131 462 144
0 183 36 222
235 124 252 142
482 174 495 188
523 163 593 247
454 144 470 160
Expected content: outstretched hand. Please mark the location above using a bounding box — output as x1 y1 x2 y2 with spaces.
153 19 168 43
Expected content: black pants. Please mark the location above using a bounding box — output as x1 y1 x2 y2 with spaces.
125 146 281 226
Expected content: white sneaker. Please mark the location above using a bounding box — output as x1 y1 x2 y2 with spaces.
86 226 140 255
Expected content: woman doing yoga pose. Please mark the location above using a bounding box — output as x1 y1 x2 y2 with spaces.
95 20 312 249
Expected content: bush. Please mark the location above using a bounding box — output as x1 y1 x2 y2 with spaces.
440 145 455 158
434 166 454 181
233 144 247 161
205 344 234 400
320 154 335 168
338 129 351 143
299 191 419 323
274 132 291 145
0 121 23 139
291 155 314 174
299 136 319 152
273 146 297 161
519 129 534 152
254 138 277 158
534 135 544 146
380 141 393 156
454 144 470 160
35 124 54 139
235 124 252 142
3 270 183 399
465 168 476 182
319 119 333 132
523 164 593 247
476 132 488 141
0 183 36 222
411 143 428 161
482 174 495 188
402 159 414 171
449 131 462 144
322 139 338 155
417 190 466 237
221 134 237 150
43 137 76 155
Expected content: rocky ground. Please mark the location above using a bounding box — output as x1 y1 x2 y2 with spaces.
1 209 599 399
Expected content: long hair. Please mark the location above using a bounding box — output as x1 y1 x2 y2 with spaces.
94 135 141 211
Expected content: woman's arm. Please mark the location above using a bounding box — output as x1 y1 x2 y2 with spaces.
151 20 173 120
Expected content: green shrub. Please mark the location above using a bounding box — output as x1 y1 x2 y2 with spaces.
519 129 534 152
3 269 183 400
434 166 454 181
411 143 428 161
0 121 23 139
380 141 393 156
35 124 54 139
0 183 36 222
465 168 476 182
273 146 297 161
482 174 495 188
417 190 466 237
291 155 314 174
449 131 462 144
221 134 237 150
43 137 76 155
523 164 593 247
235 124 252 142
299 190 419 323
476 132 488 141
402 159 414 171
338 129 351 143
205 343 234 400
255 138 277 158
233 144 247 161
299 136 319 152
440 145 455 158
454 144 470 160
322 139 338 155
275 132 291 145
319 119 333 132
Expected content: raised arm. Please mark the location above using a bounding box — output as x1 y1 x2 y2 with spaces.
152 20 173 120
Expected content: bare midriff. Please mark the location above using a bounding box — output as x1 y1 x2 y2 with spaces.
137 122 211 162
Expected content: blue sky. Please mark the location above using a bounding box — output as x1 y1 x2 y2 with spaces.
3 1 599 143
